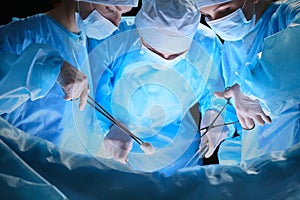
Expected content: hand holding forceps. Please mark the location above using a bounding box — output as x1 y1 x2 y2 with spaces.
86 95 155 155
184 99 239 168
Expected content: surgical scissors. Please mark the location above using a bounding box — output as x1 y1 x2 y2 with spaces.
199 99 239 138
184 99 239 168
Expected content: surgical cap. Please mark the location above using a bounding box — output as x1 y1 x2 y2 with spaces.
75 0 138 7
196 0 231 9
135 0 200 54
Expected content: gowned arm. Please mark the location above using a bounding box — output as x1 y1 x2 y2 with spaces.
0 43 63 114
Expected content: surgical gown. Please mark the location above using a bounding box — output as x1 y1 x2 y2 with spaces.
218 0 300 165
0 43 63 114
89 17 236 175
0 14 102 154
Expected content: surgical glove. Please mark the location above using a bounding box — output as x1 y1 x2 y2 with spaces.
215 83 272 130
103 124 133 164
199 110 229 158
57 61 89 111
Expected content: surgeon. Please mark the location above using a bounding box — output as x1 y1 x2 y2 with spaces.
90 0 236 175
197 0 300 165
0 0 138 153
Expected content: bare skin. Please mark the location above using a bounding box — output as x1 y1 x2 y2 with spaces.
46 0 132 33
199 0 273 23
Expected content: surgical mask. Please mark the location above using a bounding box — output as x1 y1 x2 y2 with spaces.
205 1 256 41
140 44 186 70
75 10 118 40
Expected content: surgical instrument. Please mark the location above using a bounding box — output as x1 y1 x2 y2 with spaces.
184 99 239 167
87 95 154 154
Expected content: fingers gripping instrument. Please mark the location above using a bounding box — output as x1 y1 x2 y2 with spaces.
87 95 154 154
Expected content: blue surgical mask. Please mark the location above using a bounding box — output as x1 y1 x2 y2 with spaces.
206 5 256 41
140 44 185 70
76 10 118 40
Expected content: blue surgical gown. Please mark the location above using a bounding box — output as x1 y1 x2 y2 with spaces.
218 0 300 165
89 17 236 175
0 43 63 114
0 14 102 154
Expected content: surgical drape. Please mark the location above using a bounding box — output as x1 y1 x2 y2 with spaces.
1 116 300 199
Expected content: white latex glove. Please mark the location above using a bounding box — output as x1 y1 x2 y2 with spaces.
103 124 133 164
199 109 229 158
57 61 89 111
215 83 272 130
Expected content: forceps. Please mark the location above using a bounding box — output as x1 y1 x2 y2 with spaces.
86 95 145 145
184 99 239 168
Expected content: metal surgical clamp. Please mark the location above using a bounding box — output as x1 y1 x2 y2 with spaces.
184 99 239 168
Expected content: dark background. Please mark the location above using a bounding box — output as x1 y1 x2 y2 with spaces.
0 0 208 26
0 0 142 25
0 0 57 25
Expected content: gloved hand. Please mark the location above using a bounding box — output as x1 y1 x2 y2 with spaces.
199 109 229 158
215 83 272 130
57 61 89 111
103 124 133 164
